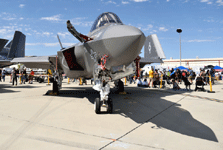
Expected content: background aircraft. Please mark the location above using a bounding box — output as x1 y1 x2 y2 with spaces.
12 12 165 114
0 31 26 68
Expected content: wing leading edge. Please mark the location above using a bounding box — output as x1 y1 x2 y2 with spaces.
11 56 56 69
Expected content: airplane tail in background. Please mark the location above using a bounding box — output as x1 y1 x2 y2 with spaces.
0 39 9 52
5 41 12 49
140 34 166 67
7 31 26 59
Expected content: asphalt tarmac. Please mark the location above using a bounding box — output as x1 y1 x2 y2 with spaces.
0 76 223 150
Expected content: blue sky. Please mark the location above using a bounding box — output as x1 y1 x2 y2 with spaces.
0 0 222 60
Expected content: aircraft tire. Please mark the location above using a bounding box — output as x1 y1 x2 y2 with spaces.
118 80 124 92
53 81 58 93
107 98 113 114
94 98 101 114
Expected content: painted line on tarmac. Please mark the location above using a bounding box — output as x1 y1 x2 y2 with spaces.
181 94 223 103
99 94 187 150
154 89 223 103
0 98 53 150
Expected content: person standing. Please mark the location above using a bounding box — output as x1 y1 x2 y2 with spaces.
148 67 154 88
166 70 171 80
137 77 142 87
140 69 144 79
29 69 35 84
210 68 215 84
129 74 134 84
22 68 27 84
153 69 159 88
2 69 6 82
176 68 182 84
189 68 194 84
0 69 2 82
172 79 181 90
205 70 210 85
11 67 17 86
170 68 175 79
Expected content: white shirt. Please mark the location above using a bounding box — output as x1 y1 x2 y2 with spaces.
142 81 148 85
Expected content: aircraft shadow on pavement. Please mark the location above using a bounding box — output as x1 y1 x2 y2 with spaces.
0 83 40 93
45 86 218 142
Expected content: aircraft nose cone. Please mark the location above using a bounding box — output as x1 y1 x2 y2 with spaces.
103 25 145 39
102 25 146 67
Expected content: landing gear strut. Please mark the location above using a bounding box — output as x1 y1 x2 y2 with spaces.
93 80 112 114
51 72 63 95
92 54 114 114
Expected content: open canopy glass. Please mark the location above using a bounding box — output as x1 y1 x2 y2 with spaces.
90 12 123 32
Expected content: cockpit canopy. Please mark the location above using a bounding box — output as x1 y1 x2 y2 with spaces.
90 12 123 32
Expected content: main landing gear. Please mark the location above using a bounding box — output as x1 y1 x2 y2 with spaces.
47 72 63 96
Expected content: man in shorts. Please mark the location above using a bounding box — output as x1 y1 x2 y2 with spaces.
148 67 154 88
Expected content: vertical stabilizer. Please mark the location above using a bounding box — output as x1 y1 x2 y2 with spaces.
0 39 9 52
5 41 12 48
140 34 165 65
7 31 26 59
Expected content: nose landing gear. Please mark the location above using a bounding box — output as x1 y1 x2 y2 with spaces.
94 98 113 114
94 98 101 114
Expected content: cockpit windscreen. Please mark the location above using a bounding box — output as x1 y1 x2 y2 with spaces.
90 12 123 32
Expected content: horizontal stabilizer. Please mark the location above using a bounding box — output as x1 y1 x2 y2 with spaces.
140 34 165 67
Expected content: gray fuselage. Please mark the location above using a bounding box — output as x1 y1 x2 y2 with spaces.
59 22 145 79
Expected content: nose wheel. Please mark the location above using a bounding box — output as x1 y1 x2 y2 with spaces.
94 98 101 114
94 98 113 114
107 98 113 114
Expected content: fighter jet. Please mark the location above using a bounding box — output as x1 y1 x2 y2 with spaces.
0 31 26 68
12 12 165 114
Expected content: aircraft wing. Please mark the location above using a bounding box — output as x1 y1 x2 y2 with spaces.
11 56 57 69
0 60 13 68
140 34 166 67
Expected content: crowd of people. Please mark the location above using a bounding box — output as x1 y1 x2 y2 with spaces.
0 66 221 91
134 67 220 91
0 67 35 86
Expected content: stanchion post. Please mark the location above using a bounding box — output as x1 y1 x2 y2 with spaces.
48 74 49 84
20 74 22 84
68 78 70 84
208 74 215 93
79 77 83 85
125 77 127 86
209 74 212 92
160 74 163 88
46 74 51 85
